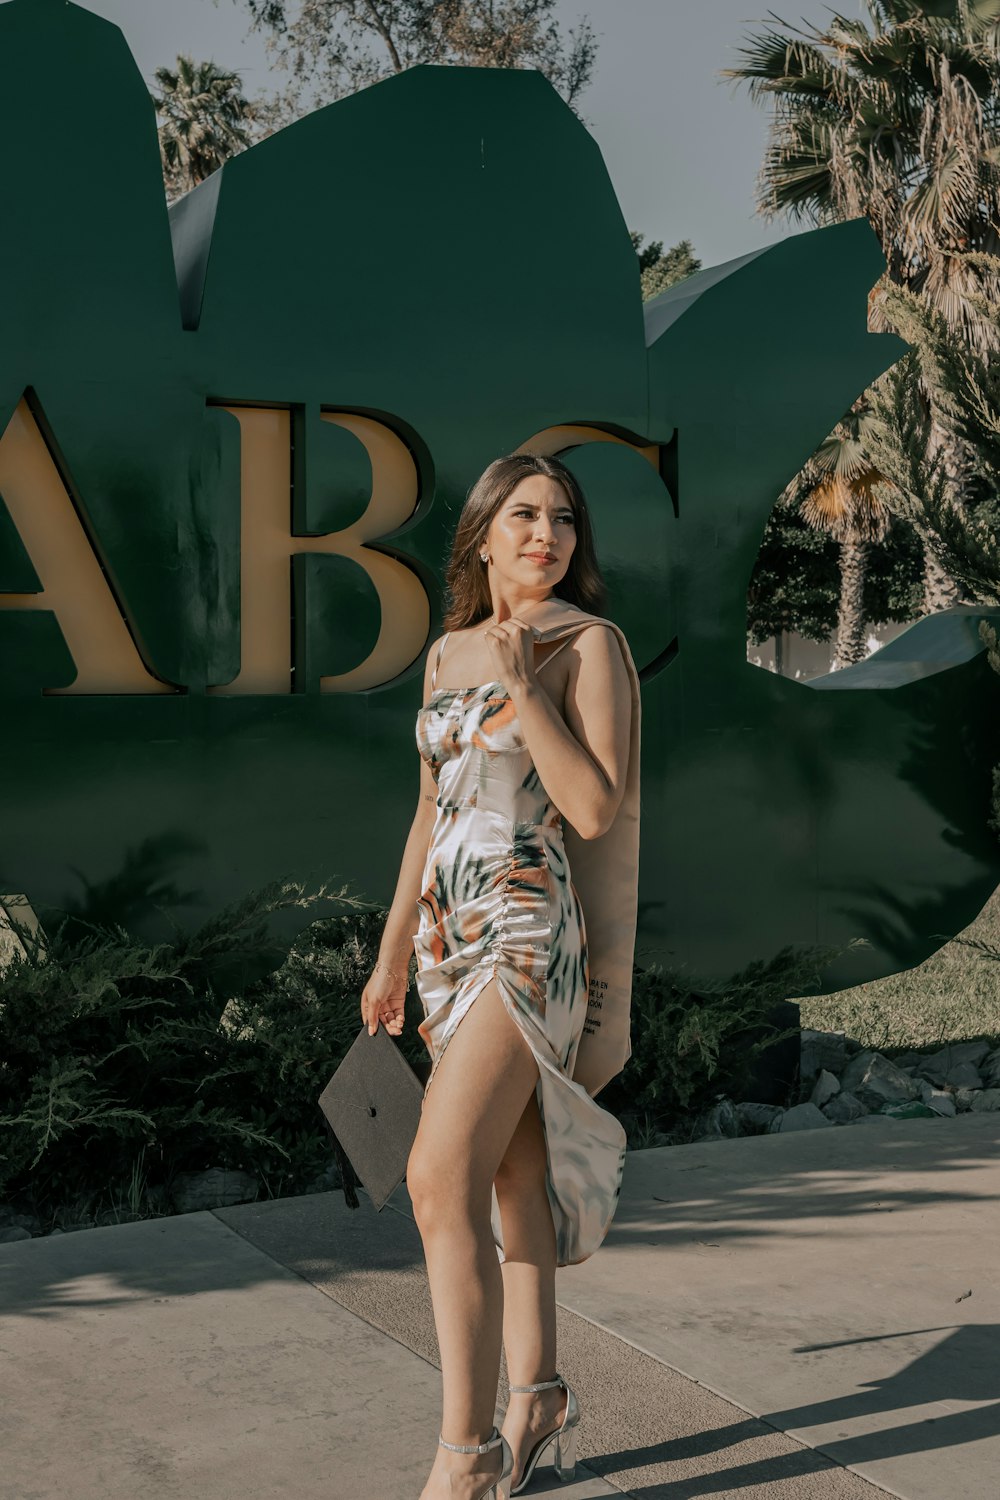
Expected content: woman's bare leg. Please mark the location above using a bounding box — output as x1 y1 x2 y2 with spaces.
494 1091 568 1489
407 978 541 1500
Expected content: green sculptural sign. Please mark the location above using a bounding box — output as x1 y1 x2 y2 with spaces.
2 0 999 993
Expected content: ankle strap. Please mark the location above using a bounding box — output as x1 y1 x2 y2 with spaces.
439 1424 503 1454
507 1373 563 1393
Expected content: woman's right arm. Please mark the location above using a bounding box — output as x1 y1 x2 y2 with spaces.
361 639 443 1035
367 755 438 989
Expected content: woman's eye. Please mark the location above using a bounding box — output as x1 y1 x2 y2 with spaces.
513 510 574 522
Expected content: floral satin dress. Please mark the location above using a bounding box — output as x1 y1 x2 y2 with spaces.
412 630 627 1267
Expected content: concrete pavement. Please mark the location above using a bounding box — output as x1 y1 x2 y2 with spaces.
1 1112 996 1498
536 1112 1000 1500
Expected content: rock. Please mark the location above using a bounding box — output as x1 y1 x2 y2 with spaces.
889 1050 926 1071
840 1050 920 1109
696 1098 740 1139
879 1100 937 1119
810 1069 840 1108
822 1090 868 1123
0 1210 39 1231
943 1039 991 1065
800 1029 850 1080
0 1225 32 1242
954 1088 979 1113
917 1075 961 1114
944 1062 983 1090
916 1040 992 1085
769 1102 834 1132
170 1168 260 1214
303 1162 343 1194
734 1101 784 1131
970 1088 1000 1113
981 1047 1000 1087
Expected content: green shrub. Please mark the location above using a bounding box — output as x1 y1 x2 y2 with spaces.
600 941 848 1146
0 876 856 1226
0 879 424 1227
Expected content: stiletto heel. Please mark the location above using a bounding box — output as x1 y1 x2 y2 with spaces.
504 1373 580 1494
438 1425 513 1500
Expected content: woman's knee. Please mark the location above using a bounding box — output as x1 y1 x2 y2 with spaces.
407 1154 483 1229
407 1121 489 1225
406 1144 445 1221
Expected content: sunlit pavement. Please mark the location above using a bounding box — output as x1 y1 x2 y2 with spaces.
3 1113 995 1498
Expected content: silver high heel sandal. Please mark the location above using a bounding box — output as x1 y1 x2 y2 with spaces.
437 1425 513 1500
505 1373 580 1492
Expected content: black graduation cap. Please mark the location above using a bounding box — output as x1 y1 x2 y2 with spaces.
317 1023 429 1211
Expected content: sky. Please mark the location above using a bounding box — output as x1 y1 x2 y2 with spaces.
52 0 826 273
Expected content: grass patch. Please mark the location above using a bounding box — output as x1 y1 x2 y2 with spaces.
796 882 1000 1052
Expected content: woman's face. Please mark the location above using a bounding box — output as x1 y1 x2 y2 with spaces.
483 474 577 591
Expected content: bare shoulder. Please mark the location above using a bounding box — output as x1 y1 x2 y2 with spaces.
422 632 447 697
561 620 631 782
565 620 629 687
560 621 630 746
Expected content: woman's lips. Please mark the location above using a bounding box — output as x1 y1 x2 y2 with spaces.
524 553 557 564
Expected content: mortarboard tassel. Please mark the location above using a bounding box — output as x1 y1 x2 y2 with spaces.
321 1113 361 1210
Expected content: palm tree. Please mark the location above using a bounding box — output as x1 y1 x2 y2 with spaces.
775 397 894 667
721 2 1000 350
721 1 1000 632
151 57 257 201
864 265 1000 606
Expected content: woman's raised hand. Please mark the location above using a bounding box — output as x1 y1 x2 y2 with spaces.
360 958 407 1037
483 615 541 693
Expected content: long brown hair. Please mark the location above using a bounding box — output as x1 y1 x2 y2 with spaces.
442 453 607 630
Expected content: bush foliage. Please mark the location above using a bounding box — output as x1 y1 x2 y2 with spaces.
0 883 843 1224
599 942 843 1144
0 881 429 1223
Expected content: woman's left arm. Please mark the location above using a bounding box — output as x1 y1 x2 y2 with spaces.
510 624 631 841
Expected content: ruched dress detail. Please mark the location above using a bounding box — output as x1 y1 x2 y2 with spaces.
412 637 627 1267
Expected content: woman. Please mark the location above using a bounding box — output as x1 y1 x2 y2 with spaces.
360 452 641 1500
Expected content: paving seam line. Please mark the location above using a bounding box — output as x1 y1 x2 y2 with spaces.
546 1290 910 1500
211 1204 633 1497
384 1197 908 1500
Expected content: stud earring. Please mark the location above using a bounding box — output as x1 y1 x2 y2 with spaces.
480 551 490 563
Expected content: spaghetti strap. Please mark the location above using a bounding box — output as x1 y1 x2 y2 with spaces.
431 632 449 691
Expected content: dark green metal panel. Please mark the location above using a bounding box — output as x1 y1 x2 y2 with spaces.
638 220 1000 988
0 489 42 592
292 409 374 537
293 553 383 687
1 0 998 999
558 441 678 675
